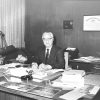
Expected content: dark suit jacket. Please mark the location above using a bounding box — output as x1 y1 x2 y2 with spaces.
33 45 65 69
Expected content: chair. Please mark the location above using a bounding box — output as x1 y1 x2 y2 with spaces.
64 47 79 70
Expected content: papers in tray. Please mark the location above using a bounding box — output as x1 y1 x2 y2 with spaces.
74 56 100 63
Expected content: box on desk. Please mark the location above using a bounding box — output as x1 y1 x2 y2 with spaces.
61 70 85 88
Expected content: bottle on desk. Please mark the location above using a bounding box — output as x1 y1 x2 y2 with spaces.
0 56 4 65
64 52 72 70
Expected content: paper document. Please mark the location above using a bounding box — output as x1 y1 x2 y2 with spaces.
0 63 21 68
60 89 86 100
89 86 100 95
10 77 22 83
9 67 28 77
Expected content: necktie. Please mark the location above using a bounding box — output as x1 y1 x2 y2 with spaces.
45 49 49 64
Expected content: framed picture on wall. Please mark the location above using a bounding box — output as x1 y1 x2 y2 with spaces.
83 15 100 31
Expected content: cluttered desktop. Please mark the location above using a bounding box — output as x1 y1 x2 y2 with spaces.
0 62 100 100
0 52 100 100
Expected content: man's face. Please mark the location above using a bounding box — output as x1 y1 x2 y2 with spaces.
42 32 54 48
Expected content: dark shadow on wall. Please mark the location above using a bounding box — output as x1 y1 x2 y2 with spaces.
25 19 57 56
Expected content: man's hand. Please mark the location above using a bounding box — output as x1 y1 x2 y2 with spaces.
39 63 52 71
16 55 27 63
45 64 52 70
32 62 38 69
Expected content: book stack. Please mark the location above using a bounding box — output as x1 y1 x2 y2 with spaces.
61 70 85 88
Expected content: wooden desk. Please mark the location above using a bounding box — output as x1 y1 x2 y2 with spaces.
0 70 65 100
0 71 100 100
0 77 58 100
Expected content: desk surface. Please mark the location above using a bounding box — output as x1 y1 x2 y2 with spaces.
0 69 100 100
0 76 59 100
0 69 65 100
85 74 100 86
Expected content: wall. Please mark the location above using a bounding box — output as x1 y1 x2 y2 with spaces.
25 0 100 56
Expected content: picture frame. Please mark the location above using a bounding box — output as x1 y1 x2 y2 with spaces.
83 15 100 31
63 20 73 29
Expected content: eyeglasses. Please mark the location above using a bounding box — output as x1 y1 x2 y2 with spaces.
42 38 53 41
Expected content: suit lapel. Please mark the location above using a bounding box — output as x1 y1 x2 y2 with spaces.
48 46 55 60
41 47 46 62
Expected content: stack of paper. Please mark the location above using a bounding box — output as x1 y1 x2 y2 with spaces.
60 70 85 88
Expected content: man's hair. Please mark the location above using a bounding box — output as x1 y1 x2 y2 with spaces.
42 32 54 39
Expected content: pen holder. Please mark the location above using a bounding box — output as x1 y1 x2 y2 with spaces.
21 74 33 80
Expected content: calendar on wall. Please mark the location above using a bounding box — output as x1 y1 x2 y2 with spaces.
83 15 100 31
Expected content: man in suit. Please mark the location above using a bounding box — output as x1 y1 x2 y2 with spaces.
33 32 65 70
